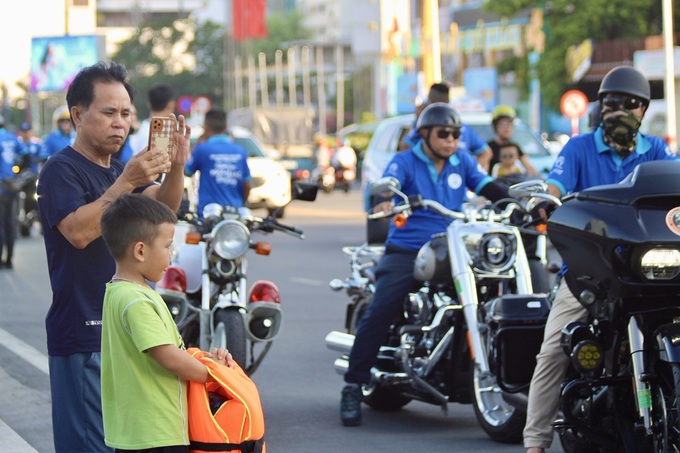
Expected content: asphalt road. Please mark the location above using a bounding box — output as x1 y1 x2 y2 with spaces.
0 186 557 452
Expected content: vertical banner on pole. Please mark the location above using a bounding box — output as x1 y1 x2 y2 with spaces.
288 48 297 106
336 45 344 134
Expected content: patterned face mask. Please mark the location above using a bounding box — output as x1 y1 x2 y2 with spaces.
601 109 641 155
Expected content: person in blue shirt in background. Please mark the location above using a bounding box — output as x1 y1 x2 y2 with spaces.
524 65 678 453
340 103 510 426
400 82 492 170
0 116 25 269
185 107 252 216
17 122 44 172
42 105 75 159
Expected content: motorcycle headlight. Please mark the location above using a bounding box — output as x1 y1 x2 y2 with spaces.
640 248 680 280
211 220 250 260
473 233 516 273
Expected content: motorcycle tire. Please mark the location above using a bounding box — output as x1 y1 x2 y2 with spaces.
348 296 371 334
650 361 680 451
529 259 551 294
471 363 525 443
211 309 247 369
362 384 412 411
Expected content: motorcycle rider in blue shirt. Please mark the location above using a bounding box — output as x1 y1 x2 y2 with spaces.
340 103 510 426
42 105 76 159
0 116 24 268
524 66 678 453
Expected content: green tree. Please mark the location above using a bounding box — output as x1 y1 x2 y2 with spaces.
484 0 674 108
246 12 313 63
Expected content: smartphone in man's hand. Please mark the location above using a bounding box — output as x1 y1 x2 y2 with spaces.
148 116 176 158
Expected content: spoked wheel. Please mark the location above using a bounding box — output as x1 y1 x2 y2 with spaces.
471 366 525 443
651 362 680 452
211 309 247 369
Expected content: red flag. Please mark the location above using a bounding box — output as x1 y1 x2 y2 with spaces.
232 0 268 41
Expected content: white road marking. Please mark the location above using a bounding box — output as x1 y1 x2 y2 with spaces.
290 277 326 287
0 327 49 375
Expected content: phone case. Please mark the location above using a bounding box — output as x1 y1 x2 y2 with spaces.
148 116 176 155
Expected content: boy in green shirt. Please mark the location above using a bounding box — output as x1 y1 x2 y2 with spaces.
100 194 232 452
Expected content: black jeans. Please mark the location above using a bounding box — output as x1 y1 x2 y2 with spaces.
0 193 17 263
345 246 419 385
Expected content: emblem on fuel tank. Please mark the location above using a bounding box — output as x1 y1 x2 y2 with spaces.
665 207 680 236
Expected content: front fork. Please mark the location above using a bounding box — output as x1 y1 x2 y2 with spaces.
628 316 652 434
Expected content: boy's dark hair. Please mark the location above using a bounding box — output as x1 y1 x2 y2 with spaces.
101 194 177 260
66 61 134 124
204 108 227 134
498 141 520 155
148 83 175 112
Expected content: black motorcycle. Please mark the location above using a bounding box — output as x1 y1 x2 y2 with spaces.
544 160 680 451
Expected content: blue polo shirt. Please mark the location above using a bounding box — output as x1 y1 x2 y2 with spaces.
185 134 252 214
546 126 677 196
42 129 75 159
383 141 493 251
404 124 489 156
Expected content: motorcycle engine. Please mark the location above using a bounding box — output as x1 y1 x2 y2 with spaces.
413 233 451 283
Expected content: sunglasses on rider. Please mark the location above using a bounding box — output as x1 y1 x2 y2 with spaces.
435 128 462 140
601 94 645 111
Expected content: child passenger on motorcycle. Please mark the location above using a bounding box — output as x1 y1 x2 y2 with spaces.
340 103 511 426
99 193 233 451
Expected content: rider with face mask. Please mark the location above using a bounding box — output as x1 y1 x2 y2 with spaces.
523 66 678 453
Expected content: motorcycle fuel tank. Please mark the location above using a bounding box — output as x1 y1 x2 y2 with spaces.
413 233 451 283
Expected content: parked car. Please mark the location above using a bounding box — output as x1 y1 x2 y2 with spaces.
360 112 556 210
186 125 292 217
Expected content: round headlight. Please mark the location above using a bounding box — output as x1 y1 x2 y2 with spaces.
211 220 250 260
477 233 516 272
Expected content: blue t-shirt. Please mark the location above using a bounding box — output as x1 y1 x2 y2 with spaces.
42 129 75 159
0 129 23 193
404 124 489 156
546 127 677 197
20 137 44 172
382 141 493 250
185 135 252 214
37 147 150 355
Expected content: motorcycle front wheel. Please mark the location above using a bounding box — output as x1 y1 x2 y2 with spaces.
211 309 247 369
651 362 680 451
471 366 525 443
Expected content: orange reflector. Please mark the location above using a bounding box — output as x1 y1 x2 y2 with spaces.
185 231 201 244
466 331 475 360
536 224 547 234
255 241 271 255
393 213 408 228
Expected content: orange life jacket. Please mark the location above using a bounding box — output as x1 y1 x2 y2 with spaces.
187 348 266 453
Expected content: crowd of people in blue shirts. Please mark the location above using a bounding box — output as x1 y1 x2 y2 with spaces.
0 108 76 269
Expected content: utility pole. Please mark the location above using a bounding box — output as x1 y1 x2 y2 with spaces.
422 0 442 88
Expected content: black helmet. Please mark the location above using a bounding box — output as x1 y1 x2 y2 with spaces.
598 66 650 104
416 102 462 130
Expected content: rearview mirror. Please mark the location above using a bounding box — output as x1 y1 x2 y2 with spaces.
292 182 319 202
369 177 400 197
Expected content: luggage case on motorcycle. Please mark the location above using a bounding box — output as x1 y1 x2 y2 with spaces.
186 348 266 453
485 294 550 393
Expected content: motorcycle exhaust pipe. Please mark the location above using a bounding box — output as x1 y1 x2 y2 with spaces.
325 331 355 353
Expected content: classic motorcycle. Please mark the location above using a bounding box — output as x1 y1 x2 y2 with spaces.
546 160 680 451
325 177 557 443
158 182 318 375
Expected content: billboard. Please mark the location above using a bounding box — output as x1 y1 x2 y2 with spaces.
30 35 106 93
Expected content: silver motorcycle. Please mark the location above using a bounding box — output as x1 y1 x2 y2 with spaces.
326 177 559 443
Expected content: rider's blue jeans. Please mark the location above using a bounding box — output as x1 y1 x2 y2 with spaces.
344 246 419 385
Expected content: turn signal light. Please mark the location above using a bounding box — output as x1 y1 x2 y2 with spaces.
185 231 201 244
254 241 271 255
535 224 547 234
394 213 408 228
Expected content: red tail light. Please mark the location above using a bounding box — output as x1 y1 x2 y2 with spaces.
248 280 281 303
158 266 187 293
